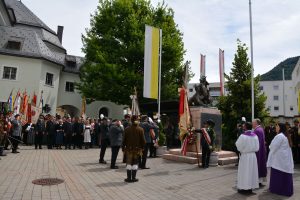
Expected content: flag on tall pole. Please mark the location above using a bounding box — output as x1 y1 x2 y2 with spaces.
13 90 21 115
7 89 13 111
143 25 160 100
219 49 225 96
32 92 37 107
39 90 43 111
200 54 206 77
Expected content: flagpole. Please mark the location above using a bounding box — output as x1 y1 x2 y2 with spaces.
158 29 162 120
249 0 255 121
282 69 285 116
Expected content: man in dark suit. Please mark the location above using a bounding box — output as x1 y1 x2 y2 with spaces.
34 115 45 149
99 118 110 164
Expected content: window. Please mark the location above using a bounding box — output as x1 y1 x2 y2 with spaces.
66 61 76 68
65 81 74 92
45 73 54 86
273 95 279 101
6 41 21 50
290 106 294 111
2 66 17 80
274 106 279 111
259 86 263 91
273 85 279 90
189 88 193 92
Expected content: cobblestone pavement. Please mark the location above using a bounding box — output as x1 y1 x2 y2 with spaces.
0 146 299 200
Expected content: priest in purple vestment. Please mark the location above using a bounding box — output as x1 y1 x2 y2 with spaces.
252 118 267 186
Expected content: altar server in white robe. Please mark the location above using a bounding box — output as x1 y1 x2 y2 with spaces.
236 122 259 194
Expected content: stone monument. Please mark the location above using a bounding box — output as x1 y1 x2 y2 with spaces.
187 76 222 152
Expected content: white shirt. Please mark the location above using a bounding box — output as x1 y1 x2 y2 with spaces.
267 133 294 174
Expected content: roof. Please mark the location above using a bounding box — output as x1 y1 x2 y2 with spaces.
260 56 300 81
4 0 55 34
0 0 83 74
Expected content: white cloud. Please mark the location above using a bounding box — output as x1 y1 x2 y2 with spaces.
22 0 300 83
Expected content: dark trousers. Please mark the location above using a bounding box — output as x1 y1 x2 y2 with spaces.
99 139 109 161
292 146 299 163
139 143 151 168
73 134 83 149
47 134 54 149
149 142 156 157
35 132 43 149
65 134 72 149
111 146 120 167
202 145 211 167
11 136 20 152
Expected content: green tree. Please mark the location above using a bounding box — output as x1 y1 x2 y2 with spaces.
217 39 268 150
77 0 188 105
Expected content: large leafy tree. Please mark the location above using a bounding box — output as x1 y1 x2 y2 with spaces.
217 39 268 150
77 0 187 105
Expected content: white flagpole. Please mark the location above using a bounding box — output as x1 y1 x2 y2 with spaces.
249 0 255 121
158 29 162 120
282 69 285 116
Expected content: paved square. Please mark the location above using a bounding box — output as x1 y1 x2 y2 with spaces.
0 146 299 200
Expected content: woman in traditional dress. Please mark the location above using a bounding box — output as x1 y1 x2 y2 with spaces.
83 120 91 149
267 123 294 197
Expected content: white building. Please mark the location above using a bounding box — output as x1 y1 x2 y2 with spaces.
260 56 300 118
0 0 125 119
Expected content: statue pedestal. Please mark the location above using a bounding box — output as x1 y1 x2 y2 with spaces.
187 107 222 152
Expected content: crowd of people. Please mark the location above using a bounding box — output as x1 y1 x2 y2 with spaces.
236 118 297 197
0 112 160 181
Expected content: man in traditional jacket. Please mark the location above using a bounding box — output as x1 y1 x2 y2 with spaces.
63 117 73 149
73 117 83 149
0 113 8 156
34 115 45 149
99 118 110 164
252 118 267 186
236 122 259 194
122 115 146 182
11 114 22 153
109 120 124 169
139 115 157 169
46 115 56 149
200 119 216 168
290 119 299 163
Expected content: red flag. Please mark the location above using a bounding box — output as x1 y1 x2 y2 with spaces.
219 49 225 96
32 92 37 107
27 103 32 123
200 54 206 77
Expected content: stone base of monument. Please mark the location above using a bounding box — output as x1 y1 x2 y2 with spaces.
162 149 238 165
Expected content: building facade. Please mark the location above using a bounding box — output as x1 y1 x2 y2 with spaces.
0 0 125 119
260 56 300 118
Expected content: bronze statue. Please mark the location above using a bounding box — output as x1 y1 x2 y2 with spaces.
188 76 212 106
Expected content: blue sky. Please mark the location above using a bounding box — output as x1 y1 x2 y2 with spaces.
22 0 300 83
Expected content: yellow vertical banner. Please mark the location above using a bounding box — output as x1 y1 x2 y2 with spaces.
143 25 160 99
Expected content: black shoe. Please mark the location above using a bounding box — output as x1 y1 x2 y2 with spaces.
259 183 265 188
110 166 119 169
124 170 132 183
99 160 107 164
131 170 138 182
140 167 150 170
12 151 20 154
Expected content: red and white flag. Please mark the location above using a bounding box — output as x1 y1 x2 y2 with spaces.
200 54 206 77
219 49 225 96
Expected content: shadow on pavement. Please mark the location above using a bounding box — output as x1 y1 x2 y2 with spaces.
97 182 127 187
78 162 100 167
218 192 255 200
87 167 111 172
143 171 169 177
257 190 289 200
